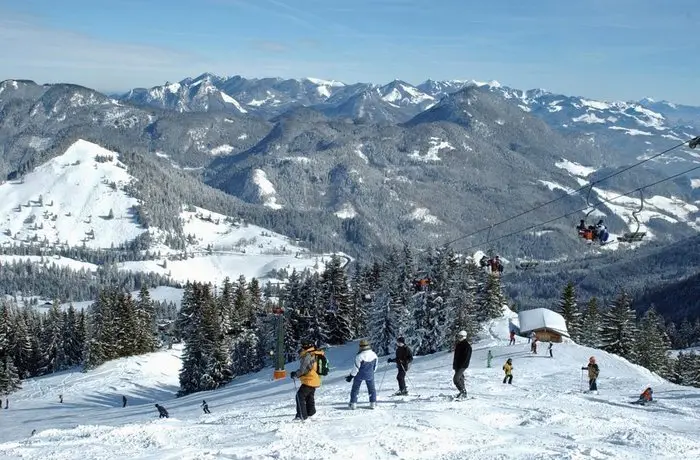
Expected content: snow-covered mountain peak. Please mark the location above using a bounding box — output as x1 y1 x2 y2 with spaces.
304 77 346 87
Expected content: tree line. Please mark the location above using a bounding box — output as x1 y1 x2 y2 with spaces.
557 282 700 388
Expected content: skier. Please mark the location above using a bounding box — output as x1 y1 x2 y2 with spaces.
528 331 536 344
452 330 473 399
530 338 538 354
345 339 378 409
387 336 413 396
548 342 553 358
201 400 211 414
155 403 169 418
509 330 516 346
59 394 63 404
502 358 513 384
633 387 653 405
582 356 600 393
487 349 493 368
122 395 127 408
576 219 587 237
290 340 323 420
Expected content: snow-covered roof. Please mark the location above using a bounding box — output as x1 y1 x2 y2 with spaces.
518 308 569 337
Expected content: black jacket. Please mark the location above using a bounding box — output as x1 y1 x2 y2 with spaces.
453 340 472 370
394 345 414 368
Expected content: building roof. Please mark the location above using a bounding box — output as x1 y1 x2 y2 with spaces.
517 308 570 337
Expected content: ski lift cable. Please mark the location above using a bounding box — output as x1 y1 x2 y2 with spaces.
440 137 695 249
456 162 700 253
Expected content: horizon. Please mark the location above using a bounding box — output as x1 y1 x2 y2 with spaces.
1 0 698 104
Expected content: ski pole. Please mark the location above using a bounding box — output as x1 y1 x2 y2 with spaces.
378 363 389 393
292 377 302 417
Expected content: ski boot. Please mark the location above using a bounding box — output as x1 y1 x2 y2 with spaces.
348 403 356 410
370 401 377 409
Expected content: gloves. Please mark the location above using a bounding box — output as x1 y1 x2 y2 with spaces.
388 358 395 363
290 371 298 379
345 375 353 382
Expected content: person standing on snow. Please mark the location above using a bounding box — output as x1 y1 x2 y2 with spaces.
122 395 127 408
452 330 473 399
387 336 413 396
509 330 516 346
346 339 378 409
582 356 600 393
201 400 211 414
290 340 324 420
502 358 513 384
155 404 169 418
548 342 553 358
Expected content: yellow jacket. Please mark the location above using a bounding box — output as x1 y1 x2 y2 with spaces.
297 348 323 388
503 362 513 376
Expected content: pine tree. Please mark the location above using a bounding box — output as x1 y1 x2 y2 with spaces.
349 263 370 338
218 277 234 336
232 275 250 331
322 255 353 345
42 300 66 373
635 308 671 377
8 306 33 379
450 258 480 344
114 292 137 357
62 305 83 367
579 297 602 348
0 303 22 395
601 291 638 362
478 273 506 321
558 282 581 342
369 286 394 357
200 283 232 387
178 283 209 395
135 286 157 354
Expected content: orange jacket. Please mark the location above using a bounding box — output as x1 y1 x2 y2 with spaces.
297 348 324 388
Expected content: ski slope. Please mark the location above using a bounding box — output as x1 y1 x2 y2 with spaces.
2 310 699 460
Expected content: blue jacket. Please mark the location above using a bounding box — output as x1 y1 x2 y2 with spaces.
350 349 378 381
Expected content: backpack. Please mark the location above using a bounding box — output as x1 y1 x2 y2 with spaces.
316 353 330 376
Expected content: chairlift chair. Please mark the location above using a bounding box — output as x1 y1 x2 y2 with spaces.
617 189 647 243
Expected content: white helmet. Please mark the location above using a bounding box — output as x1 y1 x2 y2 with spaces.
457 330 467 338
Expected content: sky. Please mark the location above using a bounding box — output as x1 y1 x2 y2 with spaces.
1 0 698 104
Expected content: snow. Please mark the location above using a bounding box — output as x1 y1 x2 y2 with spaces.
166 82 181 93
334 203 357 219
0 139 146 249
555 158 596 178
409 138 455 162
251 169 283 210
691 179 700 189
3 309 700 460
609 126 654 136
209 144 234 155
580 98 612 110
517 308 569 337
355 144 369 164
237 133 248 140
573 113 606 124
305 77 345 87
538 180 575 194
409 207 441 224
0 255 97 273
219 91 248 113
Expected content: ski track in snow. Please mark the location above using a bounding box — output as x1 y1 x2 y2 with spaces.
2 310 700 459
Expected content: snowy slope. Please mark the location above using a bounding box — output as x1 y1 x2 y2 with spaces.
0 139 146 249
4 309 698 459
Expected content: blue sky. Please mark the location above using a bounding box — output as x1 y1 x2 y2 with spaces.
1 0 698 103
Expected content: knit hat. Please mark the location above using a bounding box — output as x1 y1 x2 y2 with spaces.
359 339 371 350
396 337 405 344
300 340 315 350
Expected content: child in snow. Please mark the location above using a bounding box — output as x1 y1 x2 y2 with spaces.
502 358 513 384
582 356 600 393
387 337 413 396
155 404 169 418
634 387 653 405
346 339 378 409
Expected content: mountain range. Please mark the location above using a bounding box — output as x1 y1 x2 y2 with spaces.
1 73 699 317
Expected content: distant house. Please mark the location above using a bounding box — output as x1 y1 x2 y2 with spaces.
516 308 570 343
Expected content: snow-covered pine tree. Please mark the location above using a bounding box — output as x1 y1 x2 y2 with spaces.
306 273 330 348
115 291 138 358
322 255 353 345
579 297 602 348
62 304 83 367
478 273 506 321
233 275 251 330
0 303 22 395
558 282 581 342
673 352 700 387
230 328 265 377
178 283 210 395
450 257 480 344
8 305 33 379
601 291 638 362
349 262 370 338
41 300 66 374
200 283 232 387
218 277 234 336
634 308 671 378
134 286 157 354
368 286 394 357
